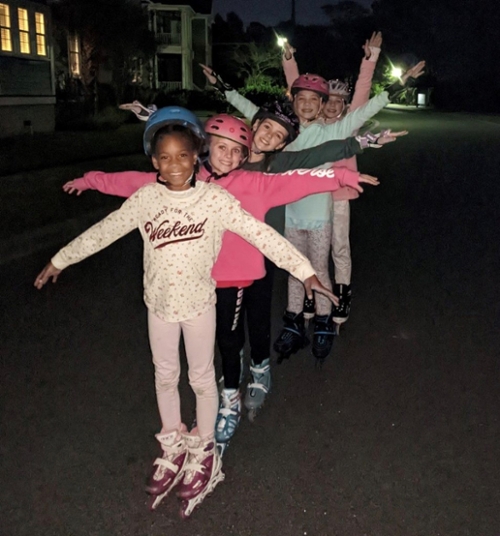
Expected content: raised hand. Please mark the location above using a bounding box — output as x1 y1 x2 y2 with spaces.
402 60 426 85
303 275 339 307
283 41 296 61
34 262 62 289
363 31 382 59
63 180 84 196
199 63 217 85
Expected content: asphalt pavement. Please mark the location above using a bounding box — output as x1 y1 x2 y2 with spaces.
1 109 500 536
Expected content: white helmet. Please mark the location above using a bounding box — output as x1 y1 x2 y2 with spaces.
328 79 351 101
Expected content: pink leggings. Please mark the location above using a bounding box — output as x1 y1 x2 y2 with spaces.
148 307 218 440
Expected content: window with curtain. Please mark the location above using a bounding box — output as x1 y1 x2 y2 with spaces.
18 8 30 54
0 3 12 52
35 11 46 56
68 34 80 76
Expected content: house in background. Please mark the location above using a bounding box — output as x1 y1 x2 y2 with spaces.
142 0 213 91
0 0 55 137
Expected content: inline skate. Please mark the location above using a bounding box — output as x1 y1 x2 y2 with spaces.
273 311 309 363
332 284 352 333
215 388 241 456
177 434 224 518
312 314 335 363
145 429 188 511
244 358 271 422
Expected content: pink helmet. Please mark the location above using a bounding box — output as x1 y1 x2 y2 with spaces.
291 74 329 101
205 114 253 150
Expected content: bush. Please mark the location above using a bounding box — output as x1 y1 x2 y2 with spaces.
240 84 287 107
57 106 129 131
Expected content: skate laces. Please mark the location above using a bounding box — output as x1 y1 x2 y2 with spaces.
153 436 185 478
183 441 215 485
218 390 241 419
247 363 271 393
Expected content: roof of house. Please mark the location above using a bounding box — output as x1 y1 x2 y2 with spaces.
149 1 212 15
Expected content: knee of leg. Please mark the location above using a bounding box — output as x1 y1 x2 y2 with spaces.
189 372 218 398
154 371 180 394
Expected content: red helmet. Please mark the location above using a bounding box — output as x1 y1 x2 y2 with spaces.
205 114 253 150
291 74 329 101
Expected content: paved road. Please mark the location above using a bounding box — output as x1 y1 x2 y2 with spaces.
2 109 500 536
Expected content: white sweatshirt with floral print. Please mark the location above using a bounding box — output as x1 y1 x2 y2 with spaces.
52 181 315 322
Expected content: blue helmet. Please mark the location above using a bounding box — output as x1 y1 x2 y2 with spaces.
143 106 206 155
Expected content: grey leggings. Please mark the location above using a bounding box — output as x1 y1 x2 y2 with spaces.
285 224 333 316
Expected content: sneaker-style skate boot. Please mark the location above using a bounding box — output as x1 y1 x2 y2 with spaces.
273 311 309 364
145 429 188 511
303 294 316 326
332 284 352 332
177 435 225 519
312 314 335 363
215 389 241 456
244 358 271 422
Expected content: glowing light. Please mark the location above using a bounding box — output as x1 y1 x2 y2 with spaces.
277 35 288 47
391 66 403 79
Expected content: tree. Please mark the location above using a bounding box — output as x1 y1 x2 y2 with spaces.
53 0 155 110
231 42 282 89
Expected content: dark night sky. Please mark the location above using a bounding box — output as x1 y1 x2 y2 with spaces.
212 0 374 26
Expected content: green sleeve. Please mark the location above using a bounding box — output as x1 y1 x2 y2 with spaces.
225 90 260 121
267 137 363 173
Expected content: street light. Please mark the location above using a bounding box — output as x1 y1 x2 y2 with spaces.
277 35 288 48
391 66 403 79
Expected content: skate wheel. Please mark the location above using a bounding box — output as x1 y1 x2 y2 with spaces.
179 500 191 519
217 441 229 457
335 324 340 336
247 409 257 423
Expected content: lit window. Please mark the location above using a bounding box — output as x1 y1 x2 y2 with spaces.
18 8 30 54
35 12 45 56
0 3 12 52
68 34 80 76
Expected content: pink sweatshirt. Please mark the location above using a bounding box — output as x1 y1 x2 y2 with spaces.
283 51 378 201
71 163 361 285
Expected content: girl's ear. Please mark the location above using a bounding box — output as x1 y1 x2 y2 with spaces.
252 119 261 132
151 155 160 170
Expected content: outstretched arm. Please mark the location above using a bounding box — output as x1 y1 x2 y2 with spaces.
269 137 364 171
34 194 141 288
220 191 338 305
282 41 300 91
63 171 156 198
350 31 382 112
239 166 379 211
200 63 259 121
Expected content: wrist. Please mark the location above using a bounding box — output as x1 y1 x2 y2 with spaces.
368 46 381 62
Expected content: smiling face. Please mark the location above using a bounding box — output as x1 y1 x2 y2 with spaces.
293 90 323 122
252 118 289 153
208 135 247 175
151 132 198 190
322 94 346 120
